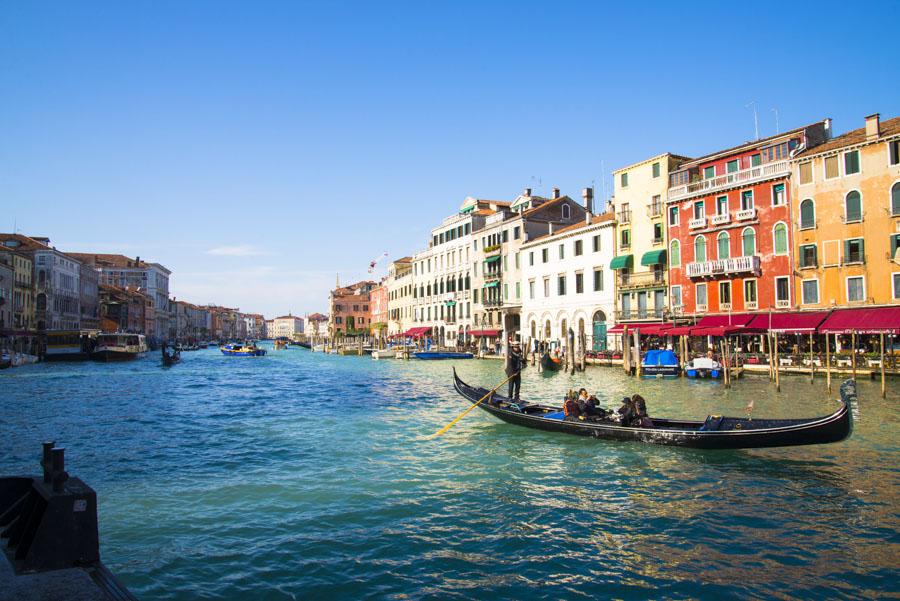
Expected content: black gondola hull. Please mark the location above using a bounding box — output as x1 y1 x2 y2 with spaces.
540 353 561 372
452 370 853 450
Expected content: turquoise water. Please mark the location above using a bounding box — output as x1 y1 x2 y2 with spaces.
1 347 898 600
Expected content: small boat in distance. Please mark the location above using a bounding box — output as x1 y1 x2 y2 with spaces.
540 352 561 372
274 339 288 351
91 333 148 362
685 356 723 379
641 349 680 378
161 343 181 366
414 351 474 360
220 342 267 357
452 370 854 450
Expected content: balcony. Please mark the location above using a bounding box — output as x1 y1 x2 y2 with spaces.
696 304 708 313
618 270 666 290
736 208 757 221
647 203 664 218
689 217 707 229
686 255 761 279
484 270 501 281
746 301 758 310
668 159 791 201
711 213 731 226
720 302 732 311
483 297 502 308
616 307 664 321
617 210 632 224
775 299 791 309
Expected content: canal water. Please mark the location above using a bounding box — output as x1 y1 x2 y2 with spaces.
1 348 897 600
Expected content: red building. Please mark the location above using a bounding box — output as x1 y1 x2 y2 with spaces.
369 281 388 337
666 121 829 316
329 280 377 336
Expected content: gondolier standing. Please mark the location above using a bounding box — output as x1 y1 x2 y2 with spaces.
506 339 524 400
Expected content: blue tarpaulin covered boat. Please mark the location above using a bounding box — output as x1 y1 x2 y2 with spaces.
641 349 680 378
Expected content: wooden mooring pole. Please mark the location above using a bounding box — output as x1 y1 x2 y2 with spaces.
880 333 886 399
809 332 815 385
852 332 857 381
826 333 832 393
774 332 781 392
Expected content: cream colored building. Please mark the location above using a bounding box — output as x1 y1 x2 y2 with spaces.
385 257 414 337
610 153 690 323
271 314 304 339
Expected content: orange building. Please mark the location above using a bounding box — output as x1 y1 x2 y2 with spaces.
791 113 900 308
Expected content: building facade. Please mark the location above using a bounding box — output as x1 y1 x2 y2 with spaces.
791 113 900 308
520 213 617 351
0 262 13 332
329 281 376 336
369 283 388 337
304 313 328 341
79 263 100 331
270 314 304 339
666 121 829 316
385 258 414 337
0 248 35 332
611 153 690 324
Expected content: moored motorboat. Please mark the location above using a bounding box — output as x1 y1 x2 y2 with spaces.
371 349 397 360
44 330 96 362
452 369 853 450
414 351 474 360
220 342 267 357
685 356 723 379
641 349 680 378
91 333 148 362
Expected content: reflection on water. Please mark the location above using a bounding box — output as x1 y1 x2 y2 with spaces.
0 348 897 600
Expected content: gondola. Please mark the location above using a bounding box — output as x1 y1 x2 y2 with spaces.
540 352 561 372
161 343 181 366
452 369 853 450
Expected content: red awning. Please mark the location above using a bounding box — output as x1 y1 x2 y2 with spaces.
693 313 756 328
690 325 752 337
607 323 674 336
469 329 501 337
607 324 626 334
745 311 831 334
818 307 900 334
402 327 431 338
667 326 694 336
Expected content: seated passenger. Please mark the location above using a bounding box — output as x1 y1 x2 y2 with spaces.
563 391 581 421
617 396 636 426
631 394 654 428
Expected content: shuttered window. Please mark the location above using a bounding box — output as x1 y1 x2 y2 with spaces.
800 199 816 229
845 191 862 222
799 244 817 268
844 150 860 175
844 238 865 264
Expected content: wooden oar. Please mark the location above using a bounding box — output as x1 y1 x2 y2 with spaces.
425 372 519 439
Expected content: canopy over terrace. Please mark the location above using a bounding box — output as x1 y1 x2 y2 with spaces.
401 327 431 338
745 311 831 334
607 323 675 336
469 329 501 337
818 307 900 335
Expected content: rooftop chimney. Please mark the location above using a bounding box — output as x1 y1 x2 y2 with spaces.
524 187 532 196
548 222 554 236
865 113 880 140
552 187 561 199
824 118 832 140
582 187 594 223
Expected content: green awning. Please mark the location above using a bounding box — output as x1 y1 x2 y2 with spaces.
483 281 499 288
640 250 667 266
445 300 456 306
484 255 501 263
610 254 633 270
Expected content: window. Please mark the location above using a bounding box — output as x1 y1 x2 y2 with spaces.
741 190 754 210
824 156 839 179
515 282 520 299
744 279 757 304
620 229 631 248
750 153 761 167
593 268 604 291
543 278 550 297
575 272 584 294
670 285 682 308
693 201 705 219
504 283 509 300
529 252 534 266
726 159 739 174
802 279 819 305
502 229 508 243
800 199 816 229
799 162 813 184
559 244 565 260
772 184 785 206
847 276 865 302
775 276 790 304
890 140 900 165
845 191 862 222
669 206 679 226
513 226 520 240
719 281 731 305
892 182 900 216
844 150 860 175
592 235 601 252
703 166 716 179
694 236 707 262
741 227 756 256
716 195 728 215
562 204 571 220
799 244 817 268
773 223 788 255
844 238 865 264
621 172 628 187
529 280 535 299
696 283 707 307
652 162 660 178
542 249 548 263
670 240 681 266
892 234 900 261
557 274 566 295
717 232 730 259
653 223 663 243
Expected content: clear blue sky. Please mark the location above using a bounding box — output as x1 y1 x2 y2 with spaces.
2 1 898 317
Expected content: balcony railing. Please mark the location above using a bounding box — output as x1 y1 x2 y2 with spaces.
483 298 502 308
711 213 730 226
736 208 757 221
686 255 761 279
616 308 664 321
696 304 708 313
668 159 791 201
618 271 666 290
617 210 632 224
647 203 664 218
745 301 758 310
689 217 707 229
775 299 791 309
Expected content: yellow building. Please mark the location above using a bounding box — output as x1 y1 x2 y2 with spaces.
791 113 900 308
0 248 35 331
610 153 690 322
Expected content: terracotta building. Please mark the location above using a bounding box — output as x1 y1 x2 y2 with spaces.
329 280 376 336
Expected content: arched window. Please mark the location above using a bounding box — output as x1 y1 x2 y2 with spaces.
465 275 471 290
36 293 46 311
800 198 816 229
742 227 756 256
773 222 788 255
544 320 551 339
892 182 900 216
717 231 730 259
561 319 568 342
562 204 571 219
694 236 707 262
530 321 536 339
670 240 681 266
845 191 862 222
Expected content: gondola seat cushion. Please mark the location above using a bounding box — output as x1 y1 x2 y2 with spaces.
699 415 725 431
543 411 565 420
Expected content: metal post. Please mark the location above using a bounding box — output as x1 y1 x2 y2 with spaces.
809 332 815 384
633 328 641 378
852 332 857 380
774 332 780 392
42 441 55 483
881 332 886 399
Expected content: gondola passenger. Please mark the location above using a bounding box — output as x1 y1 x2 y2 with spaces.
617 396 636 426
563 391 581 421
631 394 654 428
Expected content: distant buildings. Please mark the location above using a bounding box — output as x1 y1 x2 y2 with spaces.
270 314 304 339
304 313 328 341
329 280 376 336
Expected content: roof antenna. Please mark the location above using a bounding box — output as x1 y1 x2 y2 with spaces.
771 107 780 134
745 100 759 140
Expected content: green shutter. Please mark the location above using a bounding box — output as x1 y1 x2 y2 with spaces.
844 239 851 263
751 154 761 167
892 234 900 257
